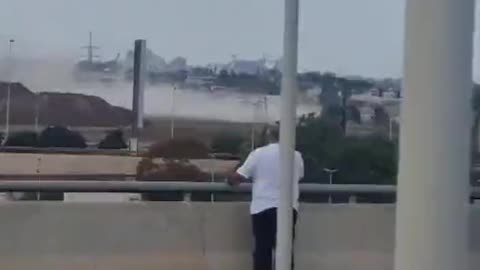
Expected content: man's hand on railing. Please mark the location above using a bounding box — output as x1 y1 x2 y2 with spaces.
226 172 246 187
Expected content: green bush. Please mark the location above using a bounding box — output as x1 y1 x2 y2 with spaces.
4 131 38 147
37 126 87 148
334 136 397 185
98 129 127 149
295 114 397 203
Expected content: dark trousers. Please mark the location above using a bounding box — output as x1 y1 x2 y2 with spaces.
252 208 297 270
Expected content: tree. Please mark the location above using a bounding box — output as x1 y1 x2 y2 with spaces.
335 136 397 203
219 69 230 80
319 73 340 106
4 131 38 147
98 129 127 149
211 133 245 155
296 114 344 182
322 105 344 127
37 126 87 148
347 79 374 94
296 114 397 186
298 72 322 83
335 136 397 185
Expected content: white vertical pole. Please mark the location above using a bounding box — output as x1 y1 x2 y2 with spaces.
276 0 299 270
395 1 475 270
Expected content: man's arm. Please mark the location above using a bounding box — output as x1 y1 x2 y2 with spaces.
227 150 257 186
227 172 248 187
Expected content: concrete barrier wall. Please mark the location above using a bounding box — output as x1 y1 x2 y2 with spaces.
0 202 478 270
0 153 139 175
0 153 237 175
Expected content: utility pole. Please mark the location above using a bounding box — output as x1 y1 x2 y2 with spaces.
130 39 147 153
82 32 99 64
2 39 15 147
323 168 338 203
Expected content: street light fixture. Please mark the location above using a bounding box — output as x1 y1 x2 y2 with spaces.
323 168 338 203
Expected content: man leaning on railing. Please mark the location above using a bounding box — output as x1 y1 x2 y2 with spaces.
228 127 304 270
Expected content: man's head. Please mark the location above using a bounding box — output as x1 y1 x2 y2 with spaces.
266 126 280 143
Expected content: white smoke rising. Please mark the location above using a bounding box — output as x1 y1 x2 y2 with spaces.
2 57 321 123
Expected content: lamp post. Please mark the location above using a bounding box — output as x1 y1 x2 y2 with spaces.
323 168 338 203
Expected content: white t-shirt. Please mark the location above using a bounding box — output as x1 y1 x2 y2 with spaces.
237 143 304 214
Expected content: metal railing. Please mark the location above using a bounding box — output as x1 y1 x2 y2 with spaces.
0 180 477 196
0 181 395 194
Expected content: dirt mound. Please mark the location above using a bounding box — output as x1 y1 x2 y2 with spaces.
0 82 132 126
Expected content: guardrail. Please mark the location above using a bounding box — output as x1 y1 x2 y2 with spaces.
0 180 477 196
0 181 397 194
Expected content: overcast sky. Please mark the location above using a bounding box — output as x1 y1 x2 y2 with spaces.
1 0 479 79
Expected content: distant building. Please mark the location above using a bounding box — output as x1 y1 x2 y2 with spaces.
359 105 376 123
